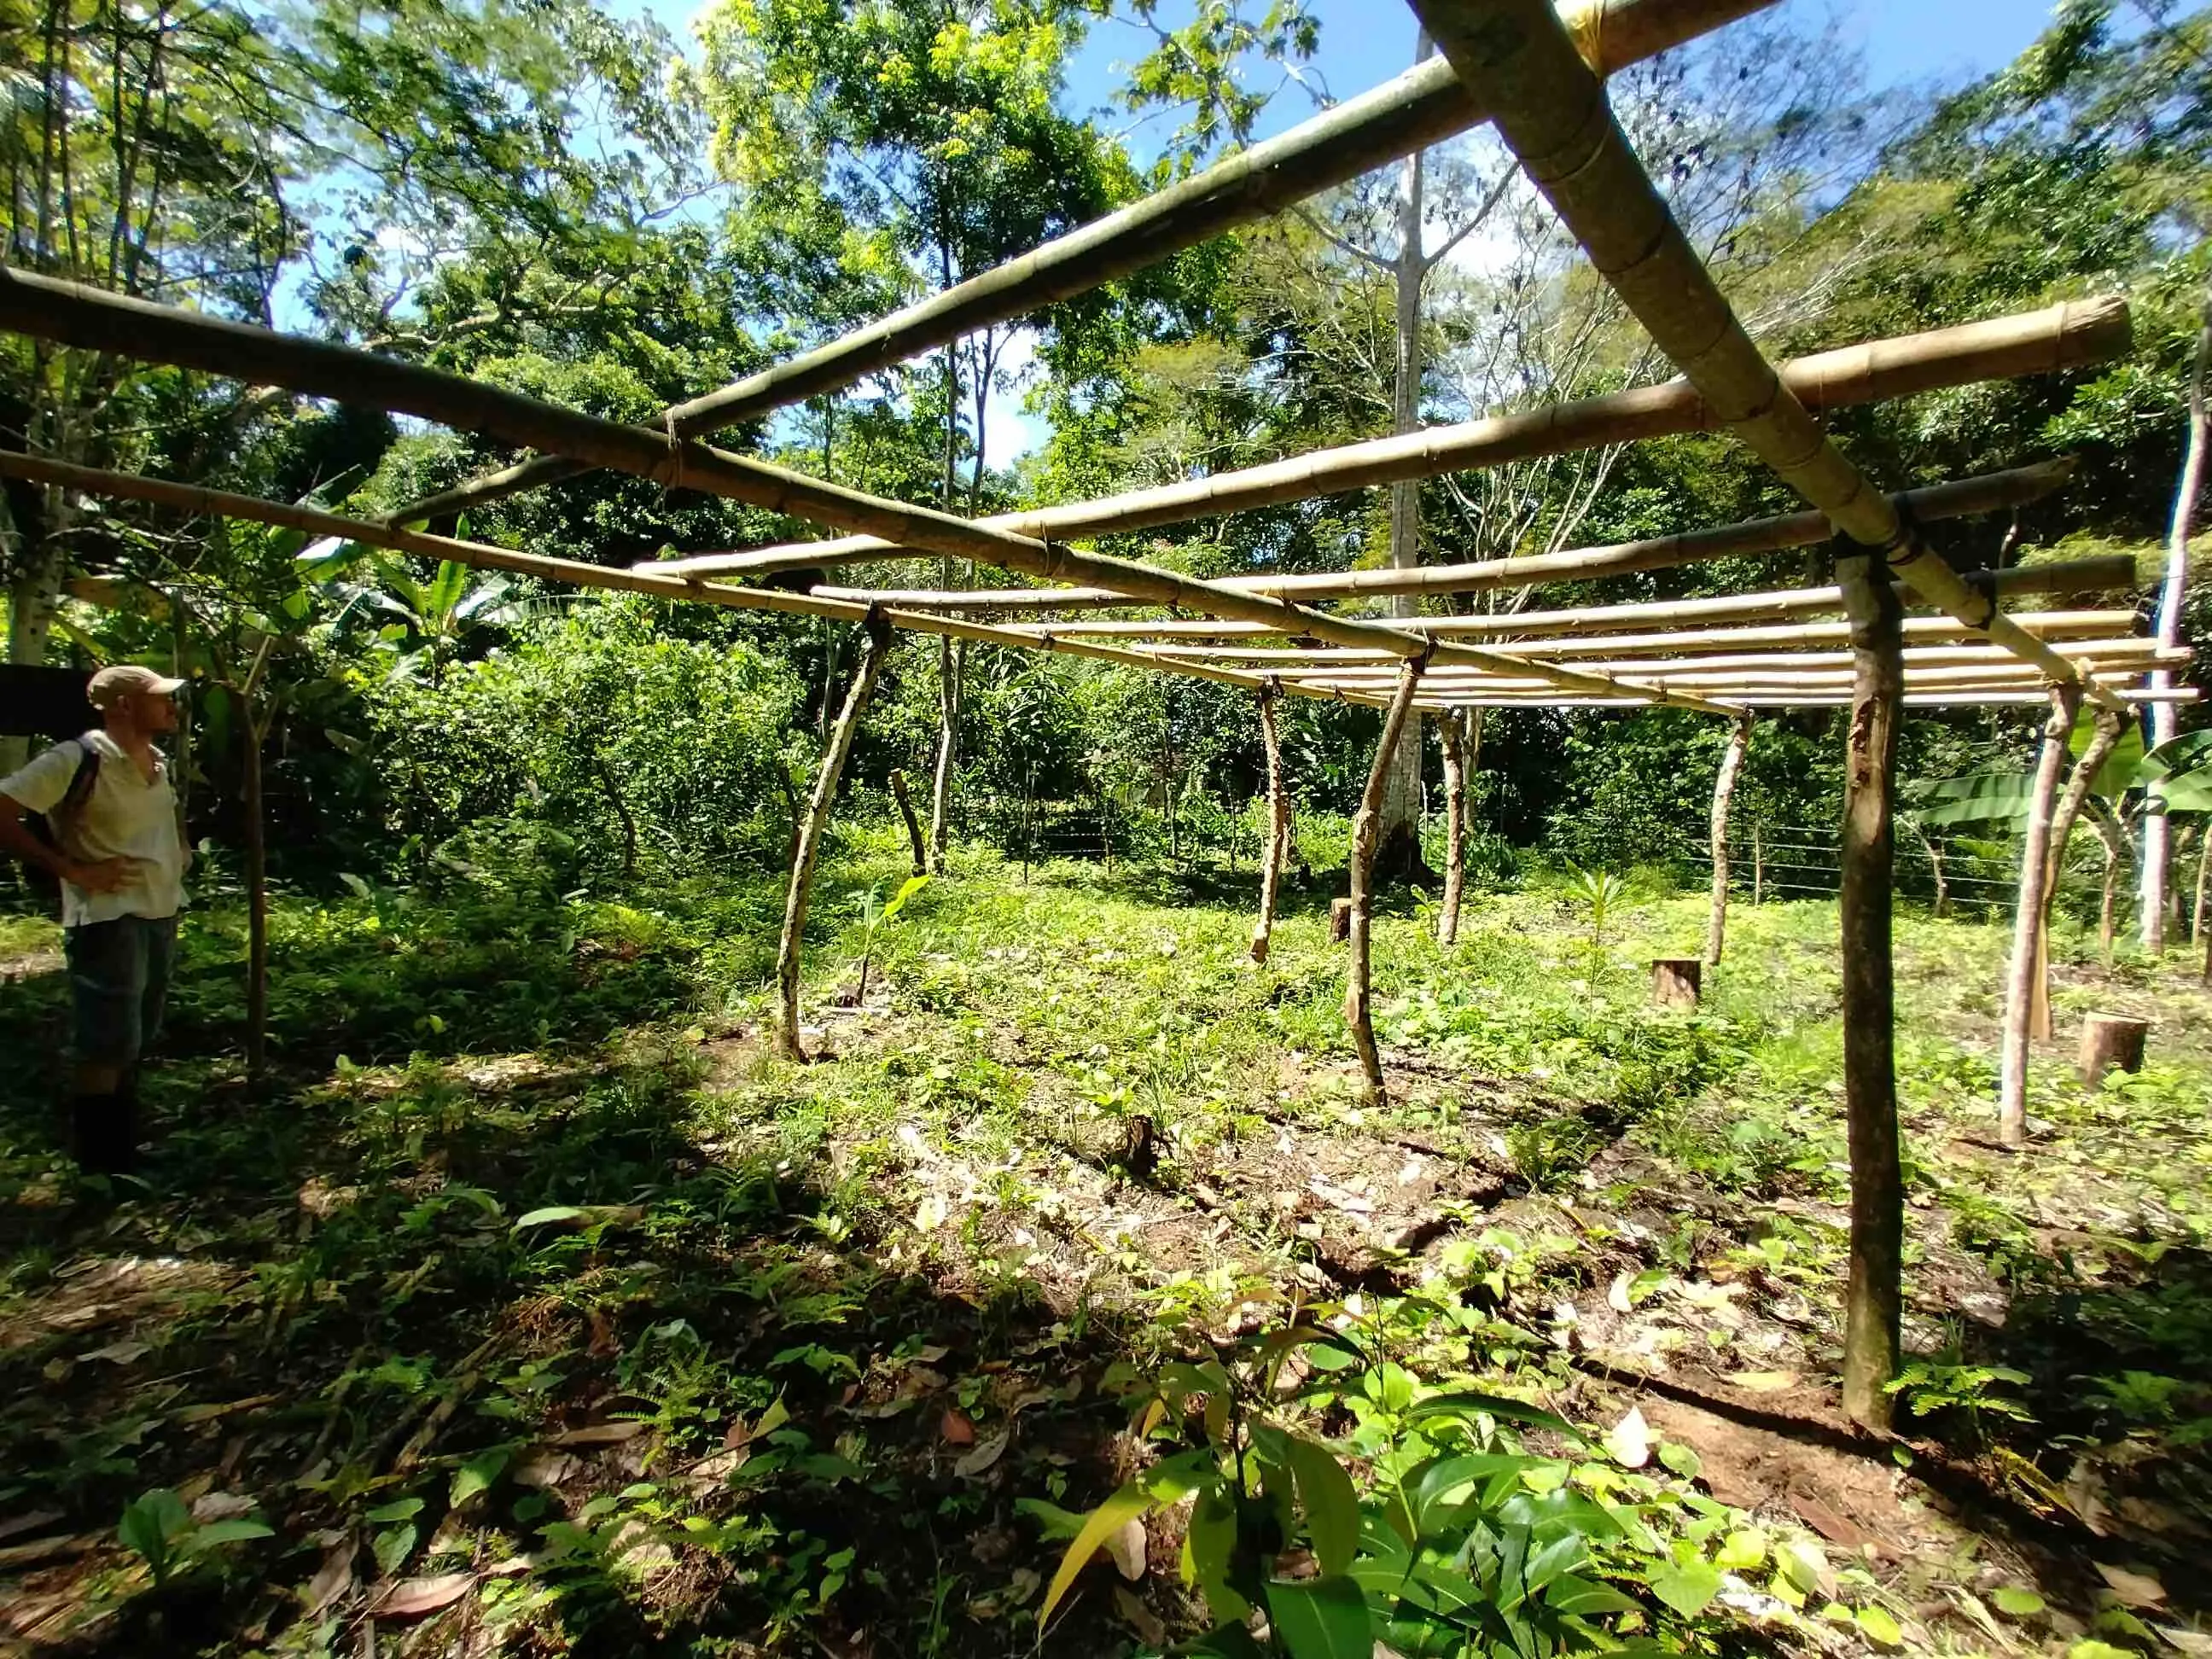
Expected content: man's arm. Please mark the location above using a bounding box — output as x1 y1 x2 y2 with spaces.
0 791 131 894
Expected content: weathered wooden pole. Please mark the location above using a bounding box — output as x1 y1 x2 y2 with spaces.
777 612 894 1063
2037 704 2124 1034
1344 657 1427 1103
1438 708 1470 945
888 768 927 876
1837 549 1905 1434
1753 821 1765 906
1705 710 1753 965
2000 684 2081 1145
1251 679 1289 964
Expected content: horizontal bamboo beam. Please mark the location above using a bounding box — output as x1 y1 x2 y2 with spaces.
1411 688 2194 710
1159 636 2169 676
1412 0 2129 713
801 460 2075 608
1289 661 2159 691
389 0 1779 527
656 301 2128 579
0 271 1741 716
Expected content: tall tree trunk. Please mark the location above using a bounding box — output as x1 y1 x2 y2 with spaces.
1705 712 1751 966
889 768 926 877
1437 709 1468 945
2143 285 2211 952
926 341 963 872
776 614 893 1063
2193 827 2209 948
1373 31 1435 888
2039 706 2124 1032
1344 657 1425 1104
1837 550 1903 1434
2000 686 2081 1147
1250 680 1289 964
243 705 269 1087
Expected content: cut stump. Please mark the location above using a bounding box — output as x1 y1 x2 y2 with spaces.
1650 958 1702 1009
2079 1013 2147 1089
1329 899 1353 943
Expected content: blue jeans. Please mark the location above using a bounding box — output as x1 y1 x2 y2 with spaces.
64 915 178 1072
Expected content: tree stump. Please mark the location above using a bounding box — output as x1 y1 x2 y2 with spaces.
2078 1013 2147 1089
1650 958 1701 1009
1329 898 1353 943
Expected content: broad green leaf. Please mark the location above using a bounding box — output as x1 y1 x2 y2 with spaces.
1913 771 2037 826
2069 709 2145 797
1284 1434 1359 1576
118 1488 189 1575
1545 1573 1643 1616
1013 1497 1087 1540
1041 1481 1155 1625
366 1497 424 1523
1184 1487 1248 1619
1857 1604 1904 1646
451 1448 511 1508
1991 1586 2046 1618
1264 1574 1374 1659
1404 1388 1588 1442
1522 1529 1587 1593
189 1518 274 1548
880 874 931 923
512 1206 591 1229
1648 1560 1723 1616
1714 1528 1765 1571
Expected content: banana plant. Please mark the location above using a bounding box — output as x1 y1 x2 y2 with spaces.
852 874 929 1006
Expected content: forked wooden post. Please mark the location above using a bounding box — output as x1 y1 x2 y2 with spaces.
1705 710 1752 965
2000 684 2081 1144
1251 679 1289 963
2038 703 2124 1033
1438 708 1470 946
1344 657 1426 1103
1837 550 1905 1434
777 612 894 1063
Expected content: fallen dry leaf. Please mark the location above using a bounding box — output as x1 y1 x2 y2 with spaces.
369 1572 474 1618
0 1511 62 1545
191 1491 257 1522
80 1340 150 1365
306 1540 357 1614
1114 1586 1167 1645
550 1421 647 1447
1104 1517 1146 1581
954 1429 1010 1478
2095 1563 2167 1608
940 1409 976 1447
1725 1370 1800 1394
1790 1493 1876 1552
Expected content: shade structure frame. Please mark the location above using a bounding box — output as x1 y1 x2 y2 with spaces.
387 0 1789 528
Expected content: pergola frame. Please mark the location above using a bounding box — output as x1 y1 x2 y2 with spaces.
0 0 2190 1444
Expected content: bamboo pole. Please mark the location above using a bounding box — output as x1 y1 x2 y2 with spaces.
1414 687 2190 710
1345 658 1427 1103
1999 685 2081 1145
792 457 2077 605
1251 679 1289 964
1438 709 1470 946
660 305 2124 579
1174 641 2173 682
1407 0 2128 717
1706 711 1752 966
777 614 894 1062
1834 548 1906 1433
0 281 1742 719
1001 560 2139 639
390 0 1781 527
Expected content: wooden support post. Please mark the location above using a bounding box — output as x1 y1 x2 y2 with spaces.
1251 681 1291 963
1650 958 1702 1007
1753 821 1765 905
2038 703 2123 1036
1438 709 1469 946
2079 1013 2147 1087
1344 658 1426 1103
2000 684 2081 1144
777 613 894 1063
1706 710 1752 965
1329 899 1353 943
1837 550 1905 1434
888 768 926 876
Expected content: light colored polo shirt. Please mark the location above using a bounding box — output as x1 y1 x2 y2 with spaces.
1 730 187 927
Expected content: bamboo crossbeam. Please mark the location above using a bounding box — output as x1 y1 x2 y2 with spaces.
388 0 1781 527
1159 637 2174 677
1129 612 2139 663
801 459 2075 607
1412 688 2193 709
655 302 2126 579
993 556 2139 638
0 273 1742 716
1409 0 2131 714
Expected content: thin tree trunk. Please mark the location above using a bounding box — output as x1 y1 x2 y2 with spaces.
1706 711 1751 966
2039 705 2123 1033
243 706 269 1087
777 614 893 1063
1837 550 1903 1433
1344 657 1426 1104
1438 708 1468 946
2193 828 2209 948
2000 685 2081 1147
1462 706 1484 840
593 757 638 879
1251 680 1289 963
889 767 926 876
2144 283 2211 952
926 637 963 872
1753 821 1764 906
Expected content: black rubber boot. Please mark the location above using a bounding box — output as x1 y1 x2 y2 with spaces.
71 1092 136 1177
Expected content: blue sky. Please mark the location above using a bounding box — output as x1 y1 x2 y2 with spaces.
623 0 2060 459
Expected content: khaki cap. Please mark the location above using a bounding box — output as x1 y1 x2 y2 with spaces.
87 663 187 708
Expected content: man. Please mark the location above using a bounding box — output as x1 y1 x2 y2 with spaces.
0 664 189 1176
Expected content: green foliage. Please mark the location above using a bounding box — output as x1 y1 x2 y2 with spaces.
117 1489 273 1589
